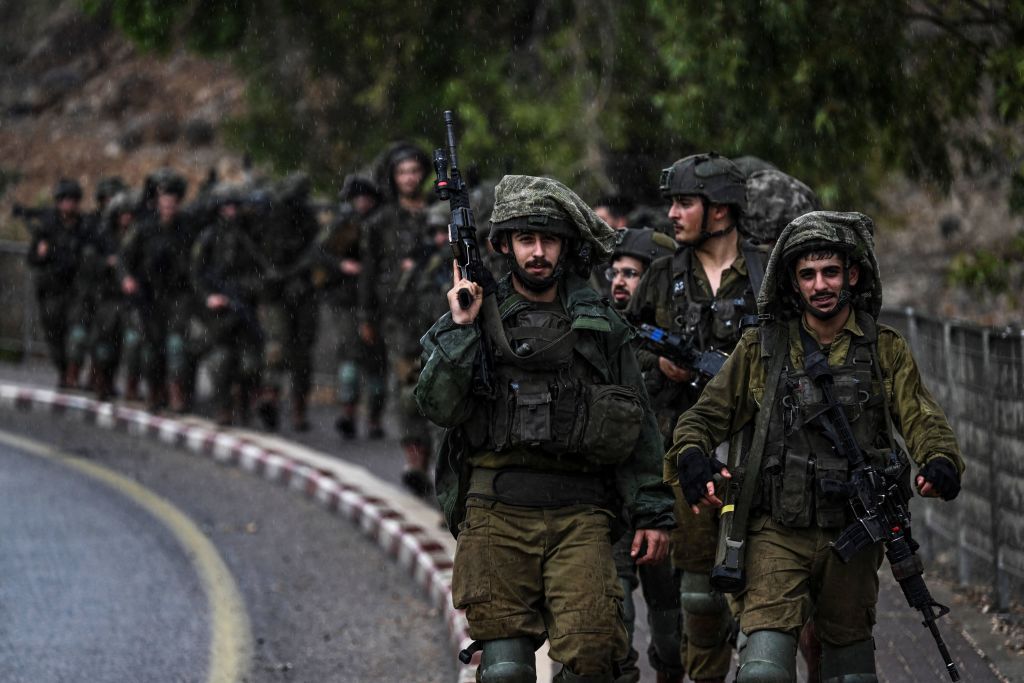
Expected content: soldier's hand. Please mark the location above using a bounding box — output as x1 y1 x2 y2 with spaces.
36 240 49 258
359 322 377 345
917 457 961 500
678 447 731 514
631 528 669 565
339 258 362 276
121 276 138 296
658 357 693 383
207 294 229 310
449 261 482 325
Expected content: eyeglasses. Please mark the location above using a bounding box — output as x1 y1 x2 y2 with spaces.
604 267 642 282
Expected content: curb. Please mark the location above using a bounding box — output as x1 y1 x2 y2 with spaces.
0 382 478 683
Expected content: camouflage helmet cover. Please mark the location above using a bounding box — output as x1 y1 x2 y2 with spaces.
105 189 140 217
758 210 882 319
211 182 246 207
488 174 617 263
151 167 188 198
53 177 83 201
611 227 676 266
739 169 821 244
95 176 128 203
659 152 747 212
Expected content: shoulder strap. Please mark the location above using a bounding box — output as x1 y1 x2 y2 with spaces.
730 322 789 533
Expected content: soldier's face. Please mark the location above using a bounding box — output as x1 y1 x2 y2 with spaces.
394 159 425 199
157 193 180 222
608 256 644 307
57 197 79 216
667 195 704 243
504 230 563 279
596 206 628 230
793 254 860 316
352 194 377 215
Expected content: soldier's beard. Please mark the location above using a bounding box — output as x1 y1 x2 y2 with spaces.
511 256 562 293
803 288 851 320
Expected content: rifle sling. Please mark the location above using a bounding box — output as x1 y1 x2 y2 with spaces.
729 322 789 540
479 293 517 361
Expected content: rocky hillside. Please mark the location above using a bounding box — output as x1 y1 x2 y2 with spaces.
1 2 1021 326
0 2 246 239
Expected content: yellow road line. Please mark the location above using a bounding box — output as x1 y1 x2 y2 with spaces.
0 429 252 683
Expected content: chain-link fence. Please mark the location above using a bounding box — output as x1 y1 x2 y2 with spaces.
881 308 1024 610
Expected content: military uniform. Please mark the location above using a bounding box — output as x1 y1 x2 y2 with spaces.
670 211 964 682
191 188 264 424
255 173 320 431
26 180 90 387
416 175 673 682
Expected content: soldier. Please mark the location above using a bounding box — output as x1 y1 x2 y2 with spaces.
359 142 432 486
255 172 321 431
594 194 635 231
606 227 684 683
27 178 90 388
120 169 195 412
325 176 385 439
92 176 128 221
628 153 760 683
415 175 674 682
192 184 264 426
671 211 964 682
79 190 139 400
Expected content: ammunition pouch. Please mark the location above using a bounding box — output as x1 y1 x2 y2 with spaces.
468 467 611 508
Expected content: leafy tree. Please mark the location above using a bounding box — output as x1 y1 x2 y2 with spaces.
88 0 1024 207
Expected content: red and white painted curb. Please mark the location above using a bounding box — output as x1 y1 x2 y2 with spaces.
0 382 480 683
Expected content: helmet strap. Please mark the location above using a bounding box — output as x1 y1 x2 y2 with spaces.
687 198 736 246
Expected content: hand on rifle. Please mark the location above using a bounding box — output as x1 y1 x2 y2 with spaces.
658 356 693 383
678 447 731 515
448 261 482 325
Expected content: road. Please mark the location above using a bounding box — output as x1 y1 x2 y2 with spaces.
0 408 455 683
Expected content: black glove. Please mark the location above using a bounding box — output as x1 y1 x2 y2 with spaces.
919 458 961 501
677 447 715 507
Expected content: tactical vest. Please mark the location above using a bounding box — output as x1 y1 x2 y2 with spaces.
669 240 766 354
759 313 897 528
462 299 644 465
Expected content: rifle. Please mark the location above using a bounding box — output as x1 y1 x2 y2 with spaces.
801 328 960 682
433 110 506 397
635 323 728 385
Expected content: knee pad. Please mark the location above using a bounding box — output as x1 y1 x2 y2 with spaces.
820 638 877 683
737 630 797 683
646 607 682 669
679 571 728 648
479 637 536 683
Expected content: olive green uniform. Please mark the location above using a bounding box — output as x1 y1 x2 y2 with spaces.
191 216 264 417
417 273 673 679
670 211 964 681
628 243 766 680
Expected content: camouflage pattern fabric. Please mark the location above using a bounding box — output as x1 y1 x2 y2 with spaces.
490 175 617 263
739 169 821 245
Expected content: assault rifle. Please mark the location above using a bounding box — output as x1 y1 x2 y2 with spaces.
635 323 728 385
433 110 505 397
801 332 961 682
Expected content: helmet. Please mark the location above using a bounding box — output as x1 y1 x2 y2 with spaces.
610 227 676 267
105 190 140 217
732 155 777 178
759 210 881 320
488 175 617 290
339 175 381 203
151 167 188 198
739 169 821 245
53 178 83 201
659 152 747 211
95 176 127 203
211 182 246 207
277 172 311 202
375 141 430 200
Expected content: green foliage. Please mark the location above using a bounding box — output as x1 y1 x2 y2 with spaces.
947 233 1024 294
90 0 1024 205
0 167 23 199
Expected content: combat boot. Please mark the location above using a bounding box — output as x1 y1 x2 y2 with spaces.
147 384 167 413
291 394 310 432
367 408 384 439
334 403 357 439
168 381 188 414
215 407 232 427
94 370 113 402
655 672 684 683
257 388 280 431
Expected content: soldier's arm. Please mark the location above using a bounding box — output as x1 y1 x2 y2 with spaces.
665 330 760 484
413 313 482 428
880 327 965 474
